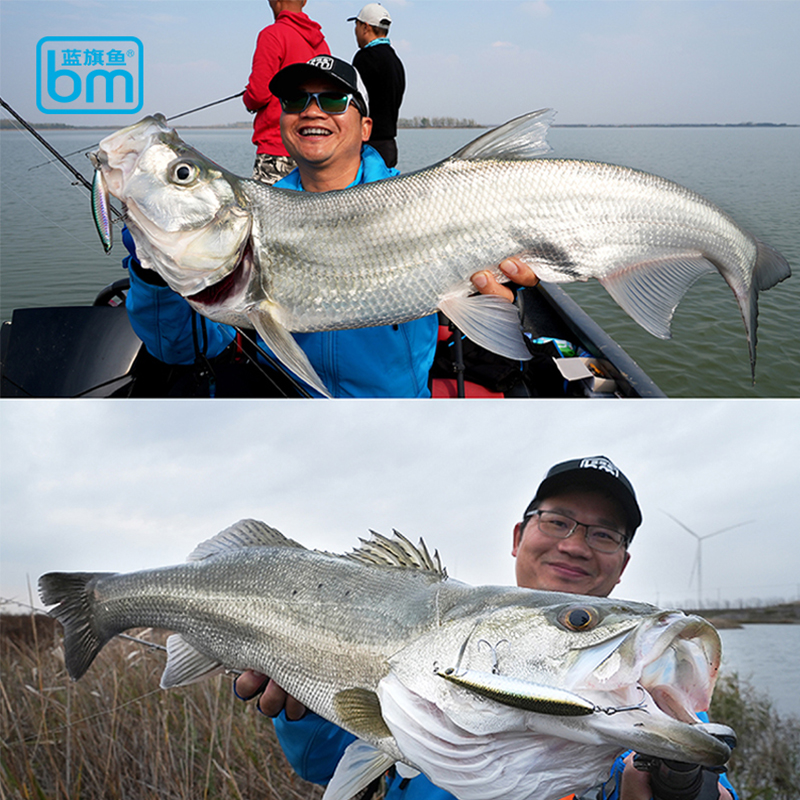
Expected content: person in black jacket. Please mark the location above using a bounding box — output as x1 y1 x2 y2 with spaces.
347 3 405 167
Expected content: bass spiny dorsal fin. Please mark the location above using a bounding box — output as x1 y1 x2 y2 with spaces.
449 108 554 161
338 530 448 578
187 519 306 561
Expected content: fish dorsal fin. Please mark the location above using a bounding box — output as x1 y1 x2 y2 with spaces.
187 519 306 561
341 530 448 578
450 108 555 161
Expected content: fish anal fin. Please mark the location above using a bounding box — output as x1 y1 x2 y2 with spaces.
246 306 332 398
323 740 396 800
333 688 393 740
160 634 224 689
187 519 306 561
439 294 532 362
599 253 716 340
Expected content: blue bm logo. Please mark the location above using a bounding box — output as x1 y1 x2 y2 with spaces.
37 37 143 114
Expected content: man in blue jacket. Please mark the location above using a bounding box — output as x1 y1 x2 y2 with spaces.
125 54 536 397
234 457 738 800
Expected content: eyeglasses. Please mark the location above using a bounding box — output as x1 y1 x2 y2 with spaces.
279 91 357 116
525 509 628 554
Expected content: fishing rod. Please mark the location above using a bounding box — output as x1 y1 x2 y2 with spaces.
27 90 246 170
1 95 124 223
1 95 93 193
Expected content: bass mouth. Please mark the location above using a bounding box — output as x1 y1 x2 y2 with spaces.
187 242 252 307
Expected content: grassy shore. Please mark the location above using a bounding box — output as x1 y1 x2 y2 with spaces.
2 613 798 799
1 614 323 800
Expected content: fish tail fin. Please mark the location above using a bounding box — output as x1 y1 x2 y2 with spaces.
38 572 116 680
742 241 791 382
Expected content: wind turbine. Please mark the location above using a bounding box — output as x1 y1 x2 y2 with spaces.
662 512 753 608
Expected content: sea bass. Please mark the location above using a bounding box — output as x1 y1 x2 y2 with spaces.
90 110 790 396
40 521 733 800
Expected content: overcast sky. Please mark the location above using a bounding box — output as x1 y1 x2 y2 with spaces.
1 0 798 128
2 399 798 615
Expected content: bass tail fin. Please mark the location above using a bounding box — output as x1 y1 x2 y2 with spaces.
38 571 117 680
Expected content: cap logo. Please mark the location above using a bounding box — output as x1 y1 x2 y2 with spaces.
579 456 619 477
309 56 334 72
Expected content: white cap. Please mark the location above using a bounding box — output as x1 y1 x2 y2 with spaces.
347 3 392 28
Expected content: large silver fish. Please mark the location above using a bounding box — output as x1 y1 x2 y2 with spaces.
40 521 733 800
90 110 790 396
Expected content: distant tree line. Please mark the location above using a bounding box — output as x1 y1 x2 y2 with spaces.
398 117 484 129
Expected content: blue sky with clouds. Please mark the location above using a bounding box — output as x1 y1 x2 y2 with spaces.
1 0 798 128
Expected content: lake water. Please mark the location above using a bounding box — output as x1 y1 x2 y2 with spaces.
718 624 800 720
1 124 798 396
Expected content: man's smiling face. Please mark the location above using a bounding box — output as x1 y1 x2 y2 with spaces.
512 490 631 597
279 78 372 175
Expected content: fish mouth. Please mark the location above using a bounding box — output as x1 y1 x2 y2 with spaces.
581 613 730 765
187 241 253 307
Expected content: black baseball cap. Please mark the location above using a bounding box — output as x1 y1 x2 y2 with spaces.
269 55 370 117
523 456 642 538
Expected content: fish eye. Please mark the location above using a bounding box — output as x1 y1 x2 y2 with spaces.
170 160 199 185
558 605 599 632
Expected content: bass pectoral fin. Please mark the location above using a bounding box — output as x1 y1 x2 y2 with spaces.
439 294 532 361
598 254 716 340
323 740 396 800
245 307 332 398
333 688 393 740
160 634 225 689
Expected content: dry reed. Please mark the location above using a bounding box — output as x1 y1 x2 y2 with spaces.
1 613 324 800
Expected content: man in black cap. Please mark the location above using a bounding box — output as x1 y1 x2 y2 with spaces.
235 454 736 799
347 3 405 167
512 455 641 598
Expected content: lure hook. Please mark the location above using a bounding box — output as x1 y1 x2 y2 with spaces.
477 639 509 674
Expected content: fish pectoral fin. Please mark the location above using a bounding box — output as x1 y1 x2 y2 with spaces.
450 108 554 161
439 294 532 361
160 634 225 689
333 688 393 739
322 740 396 800
599 253 716 340
245 308 332 398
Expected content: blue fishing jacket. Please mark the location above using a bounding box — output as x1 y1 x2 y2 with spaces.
272 708 738 800
123 145 437 398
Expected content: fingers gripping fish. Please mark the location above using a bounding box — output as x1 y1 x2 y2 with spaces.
90 110 790 395
40 522 734 800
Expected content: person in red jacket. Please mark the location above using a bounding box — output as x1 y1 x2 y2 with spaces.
243 1 330 184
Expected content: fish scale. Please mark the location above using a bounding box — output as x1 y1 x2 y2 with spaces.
91 109 789 396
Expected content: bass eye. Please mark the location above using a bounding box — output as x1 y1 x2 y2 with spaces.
171 161 199 185
558 605 599 632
